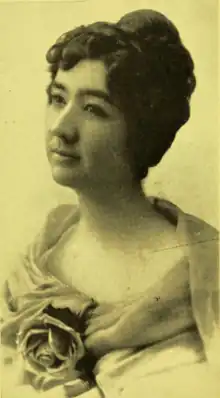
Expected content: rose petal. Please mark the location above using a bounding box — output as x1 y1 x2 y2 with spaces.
1 303 47 347
25 336 48 356
45 305 82 330
15 310 49 344
35 342 56 367
1 281 94 348
51 295 94 317
46 353 78 377
38 376 64 391
71 335 85 362
47 358 79 379
18 298 50 318
38 356 54 368
40 313 81 337
69 343 75 358
30 374 46 391
64 378 91 397
47 361 69 377
17 315 49 346
48 328 70 360
17 300 89 343
19 312 48 334
18 329 48 354
25 351 48 374
19 314 84 371
33 368 81 392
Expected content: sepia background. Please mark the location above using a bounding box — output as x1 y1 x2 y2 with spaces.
0 0 219 282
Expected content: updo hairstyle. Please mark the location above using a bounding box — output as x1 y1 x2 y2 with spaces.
46 10 196 180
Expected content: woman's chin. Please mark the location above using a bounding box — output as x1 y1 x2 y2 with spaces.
51 166 83 188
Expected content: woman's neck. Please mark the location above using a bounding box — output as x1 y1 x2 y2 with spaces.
75 182 157 245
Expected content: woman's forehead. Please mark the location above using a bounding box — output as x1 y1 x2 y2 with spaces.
54 59 109 96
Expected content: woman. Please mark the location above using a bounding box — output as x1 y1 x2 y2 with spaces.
1 9 219 398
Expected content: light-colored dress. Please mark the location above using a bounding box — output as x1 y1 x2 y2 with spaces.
1 198 219 397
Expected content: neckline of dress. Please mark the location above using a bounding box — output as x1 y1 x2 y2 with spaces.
42 197 186 294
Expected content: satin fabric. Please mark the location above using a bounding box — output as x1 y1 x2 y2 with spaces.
1 198 219 397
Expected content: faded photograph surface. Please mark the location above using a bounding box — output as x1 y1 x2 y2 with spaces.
0 1 219 397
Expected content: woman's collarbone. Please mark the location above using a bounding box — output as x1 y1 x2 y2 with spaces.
54 239 184 302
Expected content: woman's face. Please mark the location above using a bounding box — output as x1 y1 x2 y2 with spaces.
45 59 132 190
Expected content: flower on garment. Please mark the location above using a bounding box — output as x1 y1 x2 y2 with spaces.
17 307 86 390
1 280 96 392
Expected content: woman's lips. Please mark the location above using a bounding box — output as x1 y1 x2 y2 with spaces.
49 138 80 160
51 150 81 163
52 149 80 159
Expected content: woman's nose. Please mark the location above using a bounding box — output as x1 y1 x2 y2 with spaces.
51 106 79 144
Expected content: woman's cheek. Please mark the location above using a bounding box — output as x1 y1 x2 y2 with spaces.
80 120 105 151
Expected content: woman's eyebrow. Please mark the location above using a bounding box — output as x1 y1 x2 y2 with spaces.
45 84 115 106
77 89 114 105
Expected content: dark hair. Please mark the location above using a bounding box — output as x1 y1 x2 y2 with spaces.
46 9 196 180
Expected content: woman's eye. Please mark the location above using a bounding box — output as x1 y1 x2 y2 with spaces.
50 94 66 107
84 104 108 118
